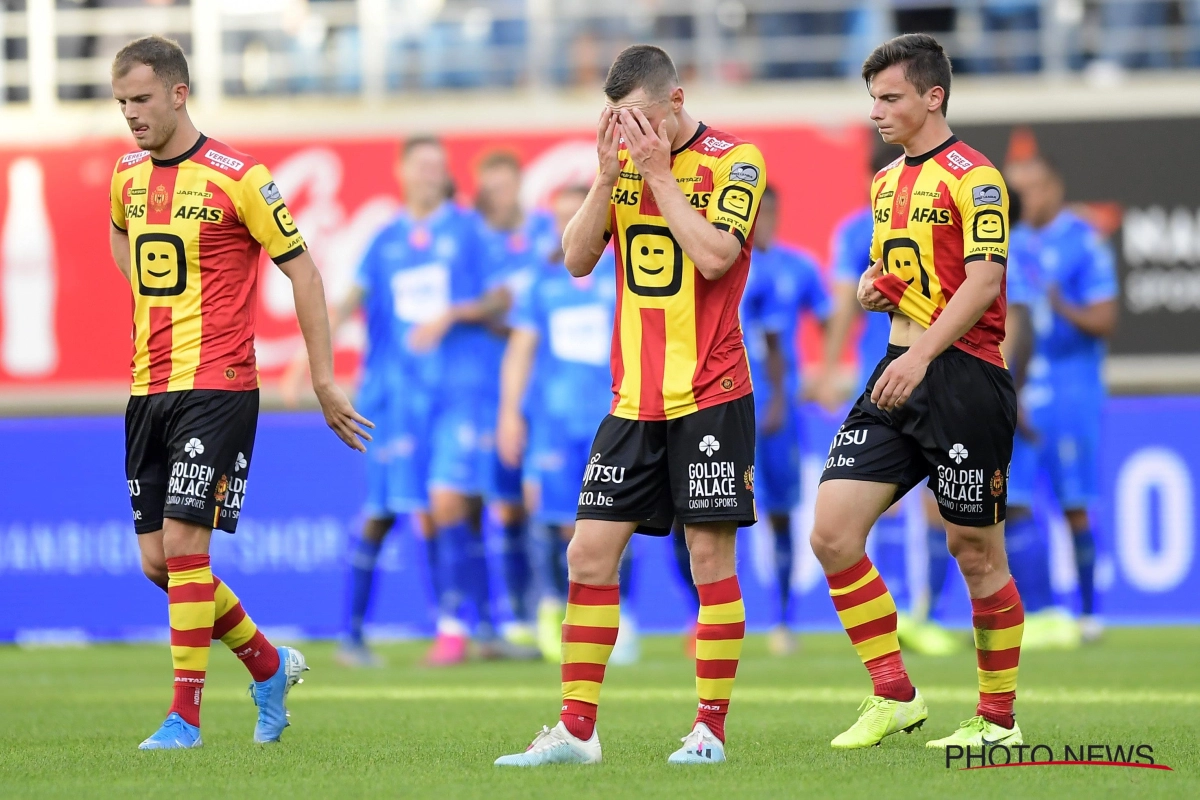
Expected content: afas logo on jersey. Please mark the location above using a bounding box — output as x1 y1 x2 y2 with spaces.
911 207 952 225
174 205 224 223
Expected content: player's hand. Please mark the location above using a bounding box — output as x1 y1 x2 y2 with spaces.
597 107 622 185
763 393 786 436
870 349 928 412
314 382 374 452
858 259 896 313
279 348 310 409
408 313 453 353
619 108 671 182
496 409 527 469
1016 402 1039 443
812 373 846 413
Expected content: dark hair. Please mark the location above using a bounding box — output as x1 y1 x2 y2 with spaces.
761 184 778 204
401 135 443 160
862 33 952 116
112 35 189 89
478 150 521 173
604 45 679 102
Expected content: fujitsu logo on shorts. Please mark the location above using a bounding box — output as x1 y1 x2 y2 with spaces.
584 453 626 484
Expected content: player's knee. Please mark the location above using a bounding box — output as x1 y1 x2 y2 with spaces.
947 531 992 579
141 556 168 590
809 522 855 569
363 516 395 543
565 535 614 585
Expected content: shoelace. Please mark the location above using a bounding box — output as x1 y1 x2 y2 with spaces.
856 695 887 717
959 716 988 733
525 725 555 753
679 727 707 747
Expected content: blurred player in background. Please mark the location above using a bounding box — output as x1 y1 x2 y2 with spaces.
823 147 961 658
495 184 638 665
110 36 370 749
474 151 557 653
1005 154 1117 645
288 137 505 667
815 34 1024 750
495 44 765 767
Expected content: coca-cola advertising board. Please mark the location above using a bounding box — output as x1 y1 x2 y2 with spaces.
0 124 871 394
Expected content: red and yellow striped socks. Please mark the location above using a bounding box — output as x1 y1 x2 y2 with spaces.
972 577 1023 728
560 582 619 741
694 575 744 743
166 554 215 727
212 576 280 683
827 555 914 701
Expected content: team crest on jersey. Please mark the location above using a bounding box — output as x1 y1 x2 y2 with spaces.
896 184 909 211
214 475 229 503
121 150 150 166
990 469 1004 497
151 184 169 211
743 465 754 492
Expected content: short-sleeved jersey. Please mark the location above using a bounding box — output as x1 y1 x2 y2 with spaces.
608 123 766 421
869 136 1009 368
353 203 489 397
110 135 306 395
741 244 830 407
831 206 892 377
514 251 617 439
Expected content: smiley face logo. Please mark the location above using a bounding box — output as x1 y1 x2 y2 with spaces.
716 185 754 222
135 233 187 296
882 237 930 299
273 203 298 236
625 224 683 297
973 209 1006 242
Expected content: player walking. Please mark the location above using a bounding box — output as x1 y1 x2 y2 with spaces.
494 44 766 767
813 34 1024 750
109 37 371 750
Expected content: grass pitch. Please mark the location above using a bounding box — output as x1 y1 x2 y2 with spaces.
1 628 1197 799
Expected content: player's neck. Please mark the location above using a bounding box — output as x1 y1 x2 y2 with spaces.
670 110 700 153
407 198 443 221
487 208 522 232
151 114 202 163
900 116 953 160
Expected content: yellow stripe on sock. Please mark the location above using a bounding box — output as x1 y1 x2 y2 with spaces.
168 567 213 586
561 642 614 666
562 680 603 705
213 580 237 617
978 666 1019 694
696 637 744 662
697 599 746 625
169 601 216 630
828 566 880 597
975 622 1024 652
854 632 901 663
220 616 258 650
835 592 896 630
171 645 211 672
696 677 735 701
564 604 620 629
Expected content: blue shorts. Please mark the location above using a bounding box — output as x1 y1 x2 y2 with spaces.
525 420 591 526
428 395 486 497
475 399 524 504
754 405 802 514
1007 392 1101 511
359 379 431 518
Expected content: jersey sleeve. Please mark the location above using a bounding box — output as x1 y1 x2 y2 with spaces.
510 277 539 333
353 232 384 297
110 166 127 232
797 257 832 321
831 215 866 283
1080 231 1118 304
955 166 1010 267
868 179 886 266
235 163 308 264
710 143 767 244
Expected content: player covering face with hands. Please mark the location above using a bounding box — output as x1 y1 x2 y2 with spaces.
812 34 1025 751
495 45 767 767
108 35 370 751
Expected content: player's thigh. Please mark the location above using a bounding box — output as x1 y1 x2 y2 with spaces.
162 389 259 534
428 397 485 498
754 416 801 515
566 518 637 585
533 434 590 528
812 479 899 570
919 350 1017 528
125 394 169 535
381 399 432 517
576 414 673 530
668 394 757 531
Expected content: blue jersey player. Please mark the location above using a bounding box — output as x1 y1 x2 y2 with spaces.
495 184 638 664
474 151 558 651
1006 155 1117 644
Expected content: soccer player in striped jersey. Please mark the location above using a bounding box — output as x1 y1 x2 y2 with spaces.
108 36 371 750
812 34 1025 750
495 45 765 767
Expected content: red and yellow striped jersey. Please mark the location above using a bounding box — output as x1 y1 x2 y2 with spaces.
869 136 1009 367
110 135 306 395
608 124 766 421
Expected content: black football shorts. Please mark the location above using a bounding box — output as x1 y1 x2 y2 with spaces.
577 394 757 534
125 389 259 534
820 345 1017 527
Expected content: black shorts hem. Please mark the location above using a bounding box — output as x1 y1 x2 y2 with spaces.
134 519 164 535
164 509 238 534
818 472 910 487
675 512 758 528
938 509 1007 528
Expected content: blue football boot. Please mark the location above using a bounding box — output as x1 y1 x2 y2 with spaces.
250 645 308 743
138 712 203 750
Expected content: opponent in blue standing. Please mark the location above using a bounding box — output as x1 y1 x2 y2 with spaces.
473 151 558 652
495 184 638 665
1005 154 1117 645
822 148 960 656
740 184 831 655
287 137 503 666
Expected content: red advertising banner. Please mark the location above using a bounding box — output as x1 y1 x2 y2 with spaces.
0 124 870 391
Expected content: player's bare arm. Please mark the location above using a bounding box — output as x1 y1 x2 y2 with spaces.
496 328 538 468
762 330 788 434
620 108 742 281
277 251 374 451
109 225 131 281
562 108 621 277
870 259 1004 411
407 290 510 353
1049 291 1117 339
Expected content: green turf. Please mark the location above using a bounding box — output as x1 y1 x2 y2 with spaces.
1 628 1197 799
